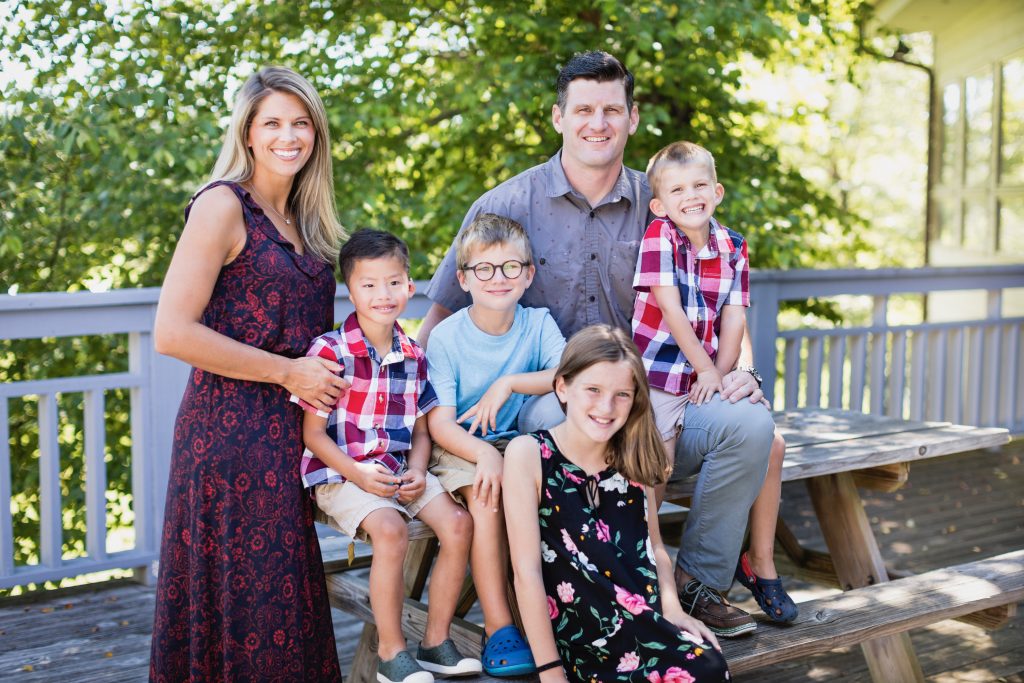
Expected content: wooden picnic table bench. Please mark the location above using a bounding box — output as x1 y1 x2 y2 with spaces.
322 408 1014 683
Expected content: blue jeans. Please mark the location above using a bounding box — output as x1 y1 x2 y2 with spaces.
673 395 774 590
517 392 564 433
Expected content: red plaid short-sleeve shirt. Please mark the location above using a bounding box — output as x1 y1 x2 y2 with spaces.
290 313 438 488
631 217 749 396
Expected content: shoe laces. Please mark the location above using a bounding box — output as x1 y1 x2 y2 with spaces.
680 578 723 614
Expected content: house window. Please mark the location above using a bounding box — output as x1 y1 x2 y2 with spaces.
964 72 992 188
1002 59 1024 185
936 53 1024 260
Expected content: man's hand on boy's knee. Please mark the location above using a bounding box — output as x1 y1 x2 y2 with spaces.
397 468 426 504
720 369 766 405
459 376 513 437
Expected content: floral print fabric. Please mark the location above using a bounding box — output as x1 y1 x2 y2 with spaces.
530 431 729 683
150 181 342 682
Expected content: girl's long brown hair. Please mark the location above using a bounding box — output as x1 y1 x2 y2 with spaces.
555 324 671 486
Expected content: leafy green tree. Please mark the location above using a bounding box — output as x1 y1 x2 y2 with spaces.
3 0 874 292
2 0 878 588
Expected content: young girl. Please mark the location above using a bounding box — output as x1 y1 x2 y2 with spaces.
503 325 730 683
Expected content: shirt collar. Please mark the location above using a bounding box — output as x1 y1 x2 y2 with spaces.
544 150 635 208
668 217 728 258
341 313 422 363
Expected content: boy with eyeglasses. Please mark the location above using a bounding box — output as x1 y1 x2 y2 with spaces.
426 213 565 677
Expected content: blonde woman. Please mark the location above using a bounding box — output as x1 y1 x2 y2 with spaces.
503 325 728 683
150 66 346 682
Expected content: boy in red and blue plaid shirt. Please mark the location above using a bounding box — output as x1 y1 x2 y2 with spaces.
631 142 797 635
293 229 481 683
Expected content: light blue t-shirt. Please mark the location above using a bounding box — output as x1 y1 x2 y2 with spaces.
426 304 566 442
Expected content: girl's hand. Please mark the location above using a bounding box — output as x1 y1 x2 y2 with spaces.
398 468 426 503
283 356 349 412
690 367 723 405
664 610 721 652
472 446 504 512
458 376 512 437
353 461 403 498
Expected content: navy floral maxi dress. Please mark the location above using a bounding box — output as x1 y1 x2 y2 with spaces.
150 181 342 682
529 431 730 683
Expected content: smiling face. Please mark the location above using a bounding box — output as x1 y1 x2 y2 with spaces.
457 241 535 315
649 161 725 235
552 78 639 175
346 255 414 330
246 90 316 180
555 360 636 445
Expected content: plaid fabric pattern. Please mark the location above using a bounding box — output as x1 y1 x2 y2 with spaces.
291 313 439 488
631 216 749 396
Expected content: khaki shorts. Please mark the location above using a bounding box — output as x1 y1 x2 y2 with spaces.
315 466 447 541
650 387 690 441
428 439 510 500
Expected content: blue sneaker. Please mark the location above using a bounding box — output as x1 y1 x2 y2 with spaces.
481 624 536 677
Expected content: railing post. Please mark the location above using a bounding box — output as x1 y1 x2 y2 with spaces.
750 278 780 406
869 296 889 415
0 399 14 578
146 324 190 582
38 394 62 569
982 290 1003 427
129 331 156 585
84 390 108 561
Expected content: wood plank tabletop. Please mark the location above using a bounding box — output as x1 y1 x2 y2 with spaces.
774 409 1009 482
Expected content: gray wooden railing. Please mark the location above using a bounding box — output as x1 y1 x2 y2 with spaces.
747 266 1024 429
0 265 1021 589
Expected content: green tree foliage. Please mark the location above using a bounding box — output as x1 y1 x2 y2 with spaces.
3 0 874 292
1 0 876 587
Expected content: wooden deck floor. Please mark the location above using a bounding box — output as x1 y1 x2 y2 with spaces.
2 441 1022 682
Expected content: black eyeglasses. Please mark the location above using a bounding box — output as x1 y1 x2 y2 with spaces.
461 260 530 281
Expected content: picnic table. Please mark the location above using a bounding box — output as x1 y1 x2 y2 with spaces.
662 408 1014 681
324 408 1016 683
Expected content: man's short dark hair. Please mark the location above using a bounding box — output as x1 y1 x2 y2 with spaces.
338 229 410 284
556 51 634 112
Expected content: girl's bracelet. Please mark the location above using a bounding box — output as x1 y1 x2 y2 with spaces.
535 660 563 673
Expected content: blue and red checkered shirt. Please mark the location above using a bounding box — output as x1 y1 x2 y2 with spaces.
290 313 439 488
631 216 749 396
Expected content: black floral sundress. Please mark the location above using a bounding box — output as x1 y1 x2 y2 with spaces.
530 430 730 683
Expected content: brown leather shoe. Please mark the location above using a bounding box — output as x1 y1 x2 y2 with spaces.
676 567 756 637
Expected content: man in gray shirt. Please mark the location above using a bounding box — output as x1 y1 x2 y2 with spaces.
420 51 774 638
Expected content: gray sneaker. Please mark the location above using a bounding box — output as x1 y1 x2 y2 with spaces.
416 639 483 677
378 650 434 683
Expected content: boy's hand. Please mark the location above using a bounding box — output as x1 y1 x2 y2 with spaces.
397 468 426 504
458 376 512 437
690 367 723 405
472 445 504 512
353 461 403 498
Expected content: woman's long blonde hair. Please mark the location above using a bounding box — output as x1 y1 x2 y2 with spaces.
210 65 344 262
555 324 671 486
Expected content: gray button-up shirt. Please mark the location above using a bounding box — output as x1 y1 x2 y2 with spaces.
425 150 653 338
